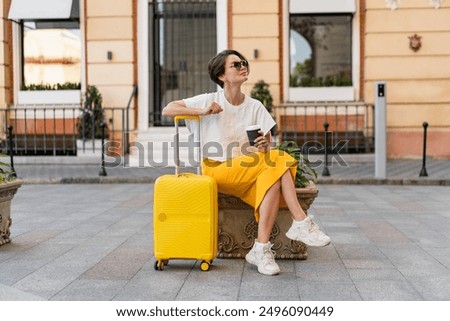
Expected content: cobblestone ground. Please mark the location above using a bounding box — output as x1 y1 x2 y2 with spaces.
1 183 449 301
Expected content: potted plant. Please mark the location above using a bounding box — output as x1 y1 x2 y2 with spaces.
251 80 276 135
77 85 107 140
216 141 319 259
0 156 22 246
251 80 273 113
275 140 319 213
275 140 317 188
76 86 108 154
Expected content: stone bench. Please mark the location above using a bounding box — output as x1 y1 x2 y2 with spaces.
217 181 319 259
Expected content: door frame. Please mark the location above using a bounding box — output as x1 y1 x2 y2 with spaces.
137 0 227 131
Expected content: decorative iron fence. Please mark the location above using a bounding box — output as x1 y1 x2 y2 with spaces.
273 101 375 154
1 86 137 157
0 105 131 156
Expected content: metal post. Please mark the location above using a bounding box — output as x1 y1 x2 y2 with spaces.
375 81 387 179
7 125 17 178
125 85 138 155
419 121 428 177
99 122 107 176
322 122 330 176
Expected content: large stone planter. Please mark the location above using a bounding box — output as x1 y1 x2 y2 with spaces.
0 180 23 246
217 181 319 259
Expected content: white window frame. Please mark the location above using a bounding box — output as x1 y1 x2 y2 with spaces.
11 1 85 105
283 0 359 102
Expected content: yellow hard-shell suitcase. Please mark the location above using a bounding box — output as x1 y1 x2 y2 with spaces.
153 116 218 271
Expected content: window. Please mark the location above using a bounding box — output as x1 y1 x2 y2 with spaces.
289 15 352 88
22 21 81 90
286 0 357 101
8 0 82 103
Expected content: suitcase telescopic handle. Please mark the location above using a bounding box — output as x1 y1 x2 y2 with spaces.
174 115 201 175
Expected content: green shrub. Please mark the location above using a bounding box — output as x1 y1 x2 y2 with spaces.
275 141 317 188
251 80 273 112
77 86 107 139
21 82 81 91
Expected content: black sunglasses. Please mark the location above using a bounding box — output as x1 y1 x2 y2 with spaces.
231 60 249 70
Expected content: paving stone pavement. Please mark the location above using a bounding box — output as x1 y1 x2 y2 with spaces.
1 182 449 301
1 155 449 301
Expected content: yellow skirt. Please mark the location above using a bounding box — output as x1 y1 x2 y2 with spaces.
202 149 297 221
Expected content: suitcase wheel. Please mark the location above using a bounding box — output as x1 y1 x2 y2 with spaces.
200 261 210 271
154 260 168 271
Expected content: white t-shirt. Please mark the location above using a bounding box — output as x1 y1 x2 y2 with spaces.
183 91 276 161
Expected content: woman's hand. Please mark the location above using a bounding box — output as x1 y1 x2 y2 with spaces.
201 102 223 116
254 131 270 153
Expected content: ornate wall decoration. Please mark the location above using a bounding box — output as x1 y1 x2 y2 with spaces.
385 0 400 10
386 0 442 9
428 0 443 8
409 34 422 52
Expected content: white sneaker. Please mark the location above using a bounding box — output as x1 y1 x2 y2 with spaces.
245 241 280 276
286 216 331 246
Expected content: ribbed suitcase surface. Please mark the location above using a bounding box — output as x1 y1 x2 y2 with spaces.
153 173 218 271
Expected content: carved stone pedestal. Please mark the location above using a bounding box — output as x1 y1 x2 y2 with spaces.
217 181 318 259
0 180 22 246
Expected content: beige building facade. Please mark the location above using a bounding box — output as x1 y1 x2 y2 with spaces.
364 0 450 158
1 0 449 159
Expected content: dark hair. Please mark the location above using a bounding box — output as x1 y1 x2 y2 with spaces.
208 49 249 88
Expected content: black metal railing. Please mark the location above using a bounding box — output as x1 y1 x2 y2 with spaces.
0 105 131 156
273 101 375 154
1 85 137 157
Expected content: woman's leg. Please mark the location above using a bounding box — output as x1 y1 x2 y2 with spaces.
280 169 331 246
280 169 307 221
246 179 281 276
257 179 281 243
